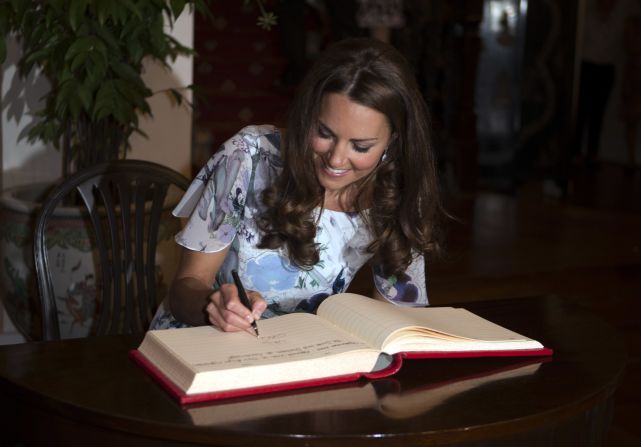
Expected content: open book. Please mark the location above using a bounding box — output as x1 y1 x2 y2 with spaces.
131 293 552 404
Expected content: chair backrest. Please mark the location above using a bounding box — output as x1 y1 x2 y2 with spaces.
33 160 190 341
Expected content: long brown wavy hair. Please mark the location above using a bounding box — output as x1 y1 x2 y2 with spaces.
257 38 444 277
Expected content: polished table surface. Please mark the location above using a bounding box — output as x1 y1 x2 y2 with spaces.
0 296 627 447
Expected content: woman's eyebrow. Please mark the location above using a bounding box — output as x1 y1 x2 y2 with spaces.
351 137 378 143
318 121 335 137
318 121 379 142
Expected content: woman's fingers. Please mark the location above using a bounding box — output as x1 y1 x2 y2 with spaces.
246 290 267 320
207 289 249 331
207 285 266 332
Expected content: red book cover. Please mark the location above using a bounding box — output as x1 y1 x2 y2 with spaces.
129 347 552 405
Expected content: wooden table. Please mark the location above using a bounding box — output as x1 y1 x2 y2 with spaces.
0 296 626 447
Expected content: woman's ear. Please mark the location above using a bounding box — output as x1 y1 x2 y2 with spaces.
382 133 398 162
388 132 398 147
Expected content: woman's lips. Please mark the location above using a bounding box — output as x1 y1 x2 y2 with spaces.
322 163 349 177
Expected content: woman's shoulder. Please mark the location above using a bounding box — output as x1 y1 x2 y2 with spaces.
235 124 280 137
232 124 282 156
172 125 283 219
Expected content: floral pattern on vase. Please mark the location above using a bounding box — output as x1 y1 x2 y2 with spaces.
0 183 181 340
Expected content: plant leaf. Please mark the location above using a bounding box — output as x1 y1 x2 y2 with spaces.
92 22 122 54
64 36 94 62
111 61 142 83
94 80 118 120
70 51 88 72
77 82 93 112
87 49 107 80
94 0 113 25
120 0 143 20
69 0 90 32
170 0 188 18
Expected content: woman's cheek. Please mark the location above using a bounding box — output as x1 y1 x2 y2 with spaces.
311 137 331 155
352 153 380 171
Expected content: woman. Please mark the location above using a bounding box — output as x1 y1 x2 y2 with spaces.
150 38 444 332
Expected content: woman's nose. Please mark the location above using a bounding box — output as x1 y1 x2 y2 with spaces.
327 141 349 167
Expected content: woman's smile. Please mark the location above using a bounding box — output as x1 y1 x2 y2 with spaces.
321 163 350 177
312 93 391 209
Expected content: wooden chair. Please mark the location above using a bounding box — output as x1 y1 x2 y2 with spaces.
33 160 190 340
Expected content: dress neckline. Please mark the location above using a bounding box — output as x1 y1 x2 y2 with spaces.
316 207 366 220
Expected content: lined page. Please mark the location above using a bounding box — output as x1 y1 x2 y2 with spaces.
317 294 537 351
394 306 535 341
317 294 432 349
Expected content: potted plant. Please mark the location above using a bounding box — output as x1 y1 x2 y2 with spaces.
0 0 209 340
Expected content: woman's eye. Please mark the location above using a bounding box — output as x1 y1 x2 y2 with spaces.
352 144 371 153
318 127 332 139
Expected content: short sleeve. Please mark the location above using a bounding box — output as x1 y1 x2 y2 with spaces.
372 253 428 306
172 127 263 252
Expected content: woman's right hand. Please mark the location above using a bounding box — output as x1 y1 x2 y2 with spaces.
170 247 268 329
206 284 267 332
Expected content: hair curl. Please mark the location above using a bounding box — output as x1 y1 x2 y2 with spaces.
257 38 444 276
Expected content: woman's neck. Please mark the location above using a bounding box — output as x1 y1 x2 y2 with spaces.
323 184 373 212
323 190 350 212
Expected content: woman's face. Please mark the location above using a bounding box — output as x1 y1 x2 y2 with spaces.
312 93 392 204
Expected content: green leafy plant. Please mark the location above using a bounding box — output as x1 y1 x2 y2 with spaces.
0 0 208 179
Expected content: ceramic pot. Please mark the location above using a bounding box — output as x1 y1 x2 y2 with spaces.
0 182 181 340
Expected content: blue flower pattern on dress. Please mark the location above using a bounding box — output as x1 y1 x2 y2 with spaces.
245 253 300 292
295 267 347 313
149 125 428 330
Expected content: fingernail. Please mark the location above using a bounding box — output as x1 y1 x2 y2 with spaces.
245 314 254 323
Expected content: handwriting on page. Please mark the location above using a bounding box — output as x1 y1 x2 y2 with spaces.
193 337 361 367
161 314 372 370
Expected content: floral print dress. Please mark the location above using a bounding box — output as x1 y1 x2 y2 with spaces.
150 125 427 329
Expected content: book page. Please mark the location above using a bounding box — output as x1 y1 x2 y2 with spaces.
393 306 535 341
140 312 382 394
317 294 541 353
317 293 436 349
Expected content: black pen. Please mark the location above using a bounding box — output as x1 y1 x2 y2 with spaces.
231 270 260 337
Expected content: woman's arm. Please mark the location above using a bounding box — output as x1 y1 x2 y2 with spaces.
168 248 266 331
